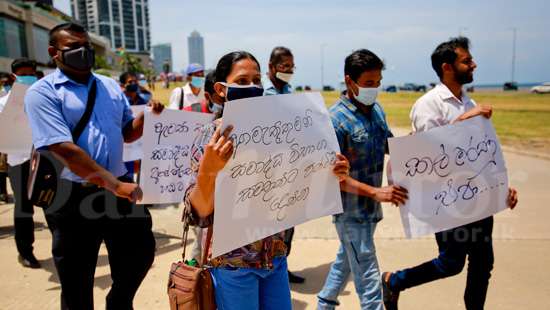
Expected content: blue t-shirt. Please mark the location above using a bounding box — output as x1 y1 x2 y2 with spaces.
25 69 134 183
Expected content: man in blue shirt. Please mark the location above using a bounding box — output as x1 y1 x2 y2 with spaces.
317 50 408 310
264 46 305 284
25 23 164 310
264 46 294 95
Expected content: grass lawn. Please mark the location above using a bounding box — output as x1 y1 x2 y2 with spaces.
150 83 550 153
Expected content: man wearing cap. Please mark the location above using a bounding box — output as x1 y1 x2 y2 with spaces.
168 63 204 111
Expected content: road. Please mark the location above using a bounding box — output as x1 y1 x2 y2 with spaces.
0 132 548 309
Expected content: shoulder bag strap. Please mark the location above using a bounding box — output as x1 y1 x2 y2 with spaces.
180 205 214 266
71 79 98 142
201 225 213 266
181 204 192 261
179 86 185 110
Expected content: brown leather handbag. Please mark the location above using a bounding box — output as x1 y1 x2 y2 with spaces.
167 208 216 310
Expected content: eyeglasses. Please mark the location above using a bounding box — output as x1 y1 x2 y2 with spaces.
276 64 296 71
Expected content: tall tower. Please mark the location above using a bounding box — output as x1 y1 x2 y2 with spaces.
152 43 172 74
187 30 204 67
70 0 151 53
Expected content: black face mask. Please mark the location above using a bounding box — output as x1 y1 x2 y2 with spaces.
125 83 139 93
225 84 264 101
59 46 95 72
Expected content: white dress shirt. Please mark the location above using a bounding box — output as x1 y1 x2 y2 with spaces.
0 92 30 166
168 83 202 110
410 83 476 133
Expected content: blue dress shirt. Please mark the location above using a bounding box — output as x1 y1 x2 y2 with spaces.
25 69 134 183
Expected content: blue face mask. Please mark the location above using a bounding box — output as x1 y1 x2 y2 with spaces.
16 75 38 86
139 79 147 87
3 85 12 93
190 76 205 89
139 91 152 103
209 101 224 114
222 83 264 101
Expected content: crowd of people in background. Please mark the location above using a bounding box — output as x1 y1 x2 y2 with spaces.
0 20 520 310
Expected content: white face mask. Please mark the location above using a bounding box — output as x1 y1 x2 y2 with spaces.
275 72 293 84
353 82 379 106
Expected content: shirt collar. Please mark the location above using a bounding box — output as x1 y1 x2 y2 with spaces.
53 68 96 87
183 83 194 93
436 83 470 104
339 92 358 112
264 77 291 94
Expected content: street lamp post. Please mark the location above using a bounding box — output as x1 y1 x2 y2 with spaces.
320 43 327 90
511 27 517 83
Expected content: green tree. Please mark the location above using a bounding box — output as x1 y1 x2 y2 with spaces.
119 51 144 74
94 55 112 70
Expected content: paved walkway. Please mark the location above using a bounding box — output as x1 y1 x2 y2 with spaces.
0 134 549 309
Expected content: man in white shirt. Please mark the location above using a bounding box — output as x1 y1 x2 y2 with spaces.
0 72 13 203
168 63 204 111
381 37 519 310
0 58 41 268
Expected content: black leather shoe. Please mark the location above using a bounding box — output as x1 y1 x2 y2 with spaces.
288 271 305 284
382 272 399 310
18 254 41 269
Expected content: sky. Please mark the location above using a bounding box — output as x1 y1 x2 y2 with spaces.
54 0 550 88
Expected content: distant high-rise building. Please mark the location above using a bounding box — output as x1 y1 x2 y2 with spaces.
70 0 151 53
22 0 54 5
188 30 204 67
152 43 172 74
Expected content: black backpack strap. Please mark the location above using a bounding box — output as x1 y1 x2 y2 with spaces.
179 86 185 110
71 79 97 143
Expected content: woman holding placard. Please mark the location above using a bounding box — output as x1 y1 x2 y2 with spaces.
182 51 350 310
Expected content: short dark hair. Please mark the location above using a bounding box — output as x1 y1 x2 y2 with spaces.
215 51 260 83
269 46 293 65
49 22 87 46
431 36 471 79
204 70 216 95
11 58 36 74
119 71 137 84
344 49 385 82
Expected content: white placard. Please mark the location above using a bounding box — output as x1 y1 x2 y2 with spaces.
388 116 509 238
212 93 343 257
123 105 146 162
0 83 32 156
139 109 214 204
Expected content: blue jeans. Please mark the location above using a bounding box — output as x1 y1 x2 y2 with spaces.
318 219 383 310
210 256 292 310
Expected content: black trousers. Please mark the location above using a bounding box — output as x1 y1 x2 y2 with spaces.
45 179 156 310
391 217 494 310
0 171 7 195
7 161 35 257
